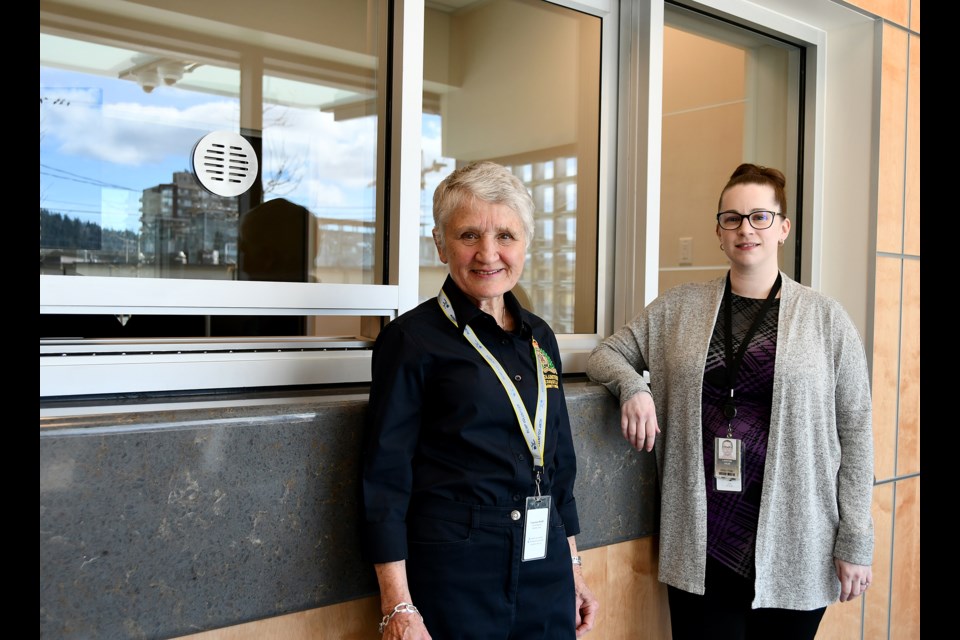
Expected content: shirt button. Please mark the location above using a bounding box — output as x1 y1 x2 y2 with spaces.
516 453 525 461
514 374 522 382
513 493 522 502
510 510 522 521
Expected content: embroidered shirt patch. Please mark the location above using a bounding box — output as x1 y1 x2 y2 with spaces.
533 343 560 389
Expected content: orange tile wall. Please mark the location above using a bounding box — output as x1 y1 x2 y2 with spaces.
838 1 920 639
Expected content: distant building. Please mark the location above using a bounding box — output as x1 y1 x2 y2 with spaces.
140 170 239 268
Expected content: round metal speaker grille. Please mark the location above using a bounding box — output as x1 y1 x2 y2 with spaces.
191 130 259 197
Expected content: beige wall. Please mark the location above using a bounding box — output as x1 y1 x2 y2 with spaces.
660 27 745 292
659 23 795 293
441 0 585 161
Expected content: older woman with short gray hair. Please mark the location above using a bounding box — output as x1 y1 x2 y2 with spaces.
362 161 598 639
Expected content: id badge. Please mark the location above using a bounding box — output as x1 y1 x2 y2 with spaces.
521 495 552 562
714 437 742 492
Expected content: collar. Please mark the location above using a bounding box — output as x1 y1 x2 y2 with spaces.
439 275 529 337
718 270 794 301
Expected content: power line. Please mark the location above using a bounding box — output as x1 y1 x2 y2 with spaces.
40 163 139 191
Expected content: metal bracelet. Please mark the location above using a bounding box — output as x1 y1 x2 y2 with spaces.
378 602 421 634
571 555 583 566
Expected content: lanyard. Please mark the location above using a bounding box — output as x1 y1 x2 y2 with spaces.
721 272 781 433
438 289 547 489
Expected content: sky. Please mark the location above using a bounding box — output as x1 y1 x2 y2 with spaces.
40 66 451 234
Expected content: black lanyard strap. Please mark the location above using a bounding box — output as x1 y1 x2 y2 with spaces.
722 272 781 419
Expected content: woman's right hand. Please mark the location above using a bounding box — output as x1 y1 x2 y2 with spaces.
381 612 431 640
620 391 659 452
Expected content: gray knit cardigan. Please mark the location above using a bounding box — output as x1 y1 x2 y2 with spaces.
585 273 874 610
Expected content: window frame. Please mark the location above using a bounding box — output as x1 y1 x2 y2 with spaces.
609 0 875 335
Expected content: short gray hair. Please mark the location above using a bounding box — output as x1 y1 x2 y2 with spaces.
432 161 535 249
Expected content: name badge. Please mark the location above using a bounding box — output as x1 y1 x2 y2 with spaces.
714 437 742 492
521 495 551 561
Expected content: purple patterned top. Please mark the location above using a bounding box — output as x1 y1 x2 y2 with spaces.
701 293 779 579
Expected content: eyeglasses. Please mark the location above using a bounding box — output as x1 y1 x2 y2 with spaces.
716 210 782 230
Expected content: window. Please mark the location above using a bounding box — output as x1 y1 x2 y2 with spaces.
418 0 602 335
39 0 615 398
659 3 803 291
41 0 870 400
40 1 388 342
610 0 867 332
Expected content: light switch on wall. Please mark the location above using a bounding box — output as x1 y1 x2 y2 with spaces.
679 237 693 265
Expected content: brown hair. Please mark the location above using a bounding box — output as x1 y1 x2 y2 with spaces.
718 163 788 218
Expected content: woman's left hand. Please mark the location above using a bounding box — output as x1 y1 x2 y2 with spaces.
835 558 872 602
573 570 599 637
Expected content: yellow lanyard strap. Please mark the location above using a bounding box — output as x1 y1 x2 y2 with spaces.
438 289 547 471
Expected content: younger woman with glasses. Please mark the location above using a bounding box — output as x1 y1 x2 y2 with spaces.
586 163 874 639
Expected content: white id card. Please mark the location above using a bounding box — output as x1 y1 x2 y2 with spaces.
714 437 743 492
521 495 551 561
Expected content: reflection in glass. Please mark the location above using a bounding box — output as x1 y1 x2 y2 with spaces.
40 3 383 288
261 71 379 285
40 34 243 279
40 0 384 339
418 0 600 335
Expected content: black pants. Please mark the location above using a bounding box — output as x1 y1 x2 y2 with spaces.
406 499 576 640
668 556 826 640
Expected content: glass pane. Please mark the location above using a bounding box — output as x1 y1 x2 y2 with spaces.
419 0 601 334
659 5 802 291
40 35 241 276
259 68 379 286
40 0 384 338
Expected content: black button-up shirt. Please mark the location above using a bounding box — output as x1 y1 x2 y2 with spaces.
361 276 580 563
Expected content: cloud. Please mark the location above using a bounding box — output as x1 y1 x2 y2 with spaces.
263 105 378 188
40 81 449 217
42 99 239 166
